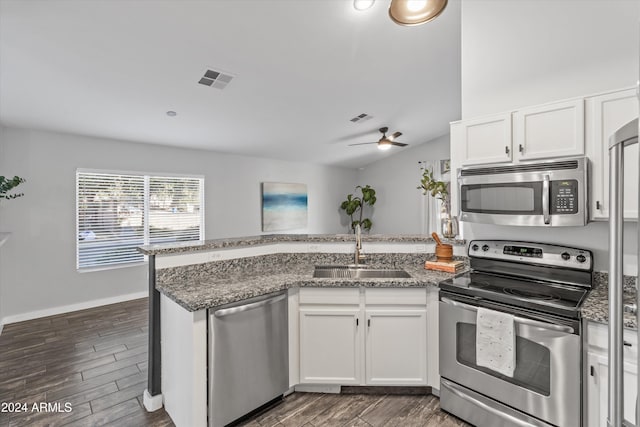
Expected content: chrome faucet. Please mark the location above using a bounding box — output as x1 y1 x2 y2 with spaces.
354 223 366 265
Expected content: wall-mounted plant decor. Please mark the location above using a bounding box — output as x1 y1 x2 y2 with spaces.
0 176 26 200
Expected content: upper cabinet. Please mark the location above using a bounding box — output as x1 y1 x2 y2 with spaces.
451 99 585 167
450 87 638 221
450 113 512 166
585 88 639 221
513 99 585 161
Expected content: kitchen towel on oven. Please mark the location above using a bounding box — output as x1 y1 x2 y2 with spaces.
476 307 516 377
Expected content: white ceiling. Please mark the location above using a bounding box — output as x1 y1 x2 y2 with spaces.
0 0 461 168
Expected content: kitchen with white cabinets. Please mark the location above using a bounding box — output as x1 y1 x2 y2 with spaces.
0 0 639 426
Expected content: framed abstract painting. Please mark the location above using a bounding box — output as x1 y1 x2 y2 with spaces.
261 182 308 232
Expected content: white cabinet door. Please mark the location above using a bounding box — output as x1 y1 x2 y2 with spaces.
299 308 362 384
364 309 427 385
451 113 513 166
585 88 638 220
587 352 638 427
513 98 585 161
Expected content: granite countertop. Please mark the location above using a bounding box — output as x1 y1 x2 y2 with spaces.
581 272 637 329
156 262 459 312
139 233 466 256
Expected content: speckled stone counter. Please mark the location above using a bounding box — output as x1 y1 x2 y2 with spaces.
581 272 637 329
139 233 466 256
156 253 465 312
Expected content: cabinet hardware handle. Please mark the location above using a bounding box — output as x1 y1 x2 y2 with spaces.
505 146 510 154
590 365 595 376
624 341 632 347
367 319 371 327
519 144 524 153
356 318 359 326
596 201 601 210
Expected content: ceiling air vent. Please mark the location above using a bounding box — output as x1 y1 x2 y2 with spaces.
198 69 234 90
349 113 373 123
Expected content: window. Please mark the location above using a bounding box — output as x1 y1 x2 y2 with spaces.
76 170 204 270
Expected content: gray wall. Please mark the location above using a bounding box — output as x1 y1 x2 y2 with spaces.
460 0 639 274
0 126 357 322
356 134 450 234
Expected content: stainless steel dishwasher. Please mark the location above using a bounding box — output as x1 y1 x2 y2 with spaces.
209 291 289 427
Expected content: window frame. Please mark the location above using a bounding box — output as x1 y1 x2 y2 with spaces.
76 168 205 272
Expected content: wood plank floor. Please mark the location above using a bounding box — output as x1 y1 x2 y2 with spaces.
0 298 470 427
237 392 470 427
0 298 174 427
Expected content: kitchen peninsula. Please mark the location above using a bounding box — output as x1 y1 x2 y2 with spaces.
138 234 466 427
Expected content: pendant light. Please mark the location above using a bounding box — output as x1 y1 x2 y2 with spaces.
389 0 448 26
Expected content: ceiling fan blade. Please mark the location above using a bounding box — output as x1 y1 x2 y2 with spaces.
348 142 378 146
390 131 402 139
391 142 408 147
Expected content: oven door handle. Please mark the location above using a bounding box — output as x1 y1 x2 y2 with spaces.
440 297 575 334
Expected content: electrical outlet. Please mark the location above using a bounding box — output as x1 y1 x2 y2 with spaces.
308 245 320 252
415 244 427 253
208 252 222 261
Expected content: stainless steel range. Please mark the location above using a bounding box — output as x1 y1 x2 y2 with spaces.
439 240 593 427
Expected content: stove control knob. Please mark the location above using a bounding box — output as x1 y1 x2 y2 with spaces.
482 245 489 252
576 254 587 263
471 244 479 251
561 252 571 261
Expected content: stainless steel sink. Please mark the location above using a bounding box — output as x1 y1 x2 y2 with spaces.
313 265 411 279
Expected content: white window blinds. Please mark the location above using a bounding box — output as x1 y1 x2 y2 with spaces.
76 171 204 270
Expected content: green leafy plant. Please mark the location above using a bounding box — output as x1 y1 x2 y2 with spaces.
417 167 449 210
340 185 377 232
0 176 26 200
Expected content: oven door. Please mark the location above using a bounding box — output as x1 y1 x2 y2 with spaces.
439 295 581 427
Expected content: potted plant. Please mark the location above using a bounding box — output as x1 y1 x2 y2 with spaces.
340 185 377 233
0 176 26 200
417 167 458 238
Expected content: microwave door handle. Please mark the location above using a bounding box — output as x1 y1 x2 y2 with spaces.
542 174 551 224
440 297 574 334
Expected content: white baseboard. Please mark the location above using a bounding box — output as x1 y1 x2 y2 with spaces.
1 291 148 325
143 389 164 412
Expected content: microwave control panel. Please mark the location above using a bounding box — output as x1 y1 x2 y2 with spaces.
550 180 578 214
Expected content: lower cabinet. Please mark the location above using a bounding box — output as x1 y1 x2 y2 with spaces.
365 309 427 385
299 307 362 384
586 322 638 427
298 287 428 386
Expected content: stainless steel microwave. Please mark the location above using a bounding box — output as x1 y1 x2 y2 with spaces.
458 157 588 227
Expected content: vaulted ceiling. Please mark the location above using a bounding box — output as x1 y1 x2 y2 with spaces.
0 0 461 168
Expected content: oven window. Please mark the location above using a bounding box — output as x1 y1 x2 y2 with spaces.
461 182 542 215
456 322 551 396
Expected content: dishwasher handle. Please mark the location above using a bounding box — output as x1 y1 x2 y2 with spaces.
214 292 287 318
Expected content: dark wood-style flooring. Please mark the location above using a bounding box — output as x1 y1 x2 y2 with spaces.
0 298 173 426
237 392 470 427
0 298 469 427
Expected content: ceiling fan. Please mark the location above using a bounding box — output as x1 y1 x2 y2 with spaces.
348 127 408 151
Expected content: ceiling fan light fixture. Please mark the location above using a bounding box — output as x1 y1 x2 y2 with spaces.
377 141 393 151
354 0 375 11
389 0 447 26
